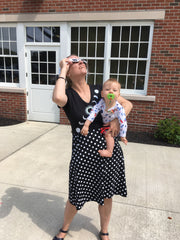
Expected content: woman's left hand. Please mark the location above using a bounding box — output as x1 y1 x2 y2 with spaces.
106 118 120 137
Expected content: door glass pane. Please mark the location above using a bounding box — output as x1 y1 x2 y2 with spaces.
31 51 38 61
40 74 47 84
48 63 56 73
32 63 38 73
40 63 47 73
48 51 56 62
40 51 47 61
48 75 56 85
32 74 39 84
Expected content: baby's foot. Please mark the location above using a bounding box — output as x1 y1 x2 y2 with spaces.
98 149 112 157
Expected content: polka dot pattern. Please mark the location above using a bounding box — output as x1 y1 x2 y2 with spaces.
69 128 127 210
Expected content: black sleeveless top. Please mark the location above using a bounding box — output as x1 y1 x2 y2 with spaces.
63 85 103 134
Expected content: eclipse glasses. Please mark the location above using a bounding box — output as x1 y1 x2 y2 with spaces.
69 58 87 65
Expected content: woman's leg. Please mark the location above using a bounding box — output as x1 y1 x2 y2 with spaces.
56 200 77 238
98 198 112 239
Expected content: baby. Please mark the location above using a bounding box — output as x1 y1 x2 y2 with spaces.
81 78 128 157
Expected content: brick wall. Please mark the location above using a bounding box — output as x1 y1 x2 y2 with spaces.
0 0 179 132
0 90 27 122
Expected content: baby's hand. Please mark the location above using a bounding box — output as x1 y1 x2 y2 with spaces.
121 137 128 145
81 125 89 136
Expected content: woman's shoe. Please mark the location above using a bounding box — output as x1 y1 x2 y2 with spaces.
52 229 68 240
99 231 109 240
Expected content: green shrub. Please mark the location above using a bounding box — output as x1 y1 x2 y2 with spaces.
154 117 180 145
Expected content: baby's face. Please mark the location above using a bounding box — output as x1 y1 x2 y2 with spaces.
101 82 120 101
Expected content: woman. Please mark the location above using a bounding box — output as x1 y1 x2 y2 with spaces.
52 55 133 240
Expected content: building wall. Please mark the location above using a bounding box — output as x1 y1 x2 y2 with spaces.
0 89 27 122
0 0 179 131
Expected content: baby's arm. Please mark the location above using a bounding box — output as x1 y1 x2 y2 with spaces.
81 120 92 136
116 103 128 144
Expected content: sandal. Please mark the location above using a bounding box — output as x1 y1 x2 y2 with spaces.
99 231 109 240
52 229 68 240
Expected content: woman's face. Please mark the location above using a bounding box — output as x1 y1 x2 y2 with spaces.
67 55 87 79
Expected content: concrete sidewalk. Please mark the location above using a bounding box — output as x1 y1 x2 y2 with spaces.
0 121 179 240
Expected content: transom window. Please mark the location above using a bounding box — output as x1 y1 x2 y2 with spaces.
0 27 19 83
71 23 153 94
31 50 57 85
26 26 60 43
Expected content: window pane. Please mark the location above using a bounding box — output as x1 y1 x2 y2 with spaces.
96 74 103 85
0 70 5 82
97 27 105 41
3 42 9 55
10 28 16 41
40 51 47 61
120 43 129 57
80 27 87 41
119 75 126 88
137 61 146 74
119 60 127 74
128 60 137 74
112 26 120 41
111 43 119 57
40 63 47 73
97 43 104 57
96 60 104 73
110 60 118 73
48 51 56 62
141 26 150 41
13 71 19 83
44 27 51 42
52 27 60 42
88 60 95 72
88 43 95 57
71 43 78 55
10 42 17 55
121 26 130 41
12 58 18 69
129 43 138 58
131 26 140 41
0 57 4 69
127 75 135 89
139 43 148 58
35 27 42 42
2 28 9 41
0 42 2 55
26 27 34 42
136 76 145 90
80 43 86 56
32 74 39 84
89 27 96 41
48 63 56 73
5 57 11 69
71 27 78 41
31 51 38 61
6 71 12 82
87 74 94 85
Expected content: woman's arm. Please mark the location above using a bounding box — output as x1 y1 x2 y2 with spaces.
52 58 70 107
117 95 133 116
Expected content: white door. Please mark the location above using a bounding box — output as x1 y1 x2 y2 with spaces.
26 46 60 123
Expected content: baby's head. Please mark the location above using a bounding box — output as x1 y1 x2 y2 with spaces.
101 78 121 100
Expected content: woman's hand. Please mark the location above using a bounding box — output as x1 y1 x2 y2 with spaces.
106 118 120 137
59 58 72 75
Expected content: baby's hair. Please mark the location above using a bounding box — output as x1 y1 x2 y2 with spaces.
103 78 121 88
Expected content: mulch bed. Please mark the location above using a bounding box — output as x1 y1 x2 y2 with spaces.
0 117 179 148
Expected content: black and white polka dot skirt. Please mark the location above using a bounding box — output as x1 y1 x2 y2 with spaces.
69 128 127 210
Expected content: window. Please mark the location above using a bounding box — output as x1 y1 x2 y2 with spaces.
26 26 60 43
71 23 153 94
0 27 19 83
31 50 57 85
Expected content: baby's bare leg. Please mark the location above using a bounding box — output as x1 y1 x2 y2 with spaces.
98 133 114 157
